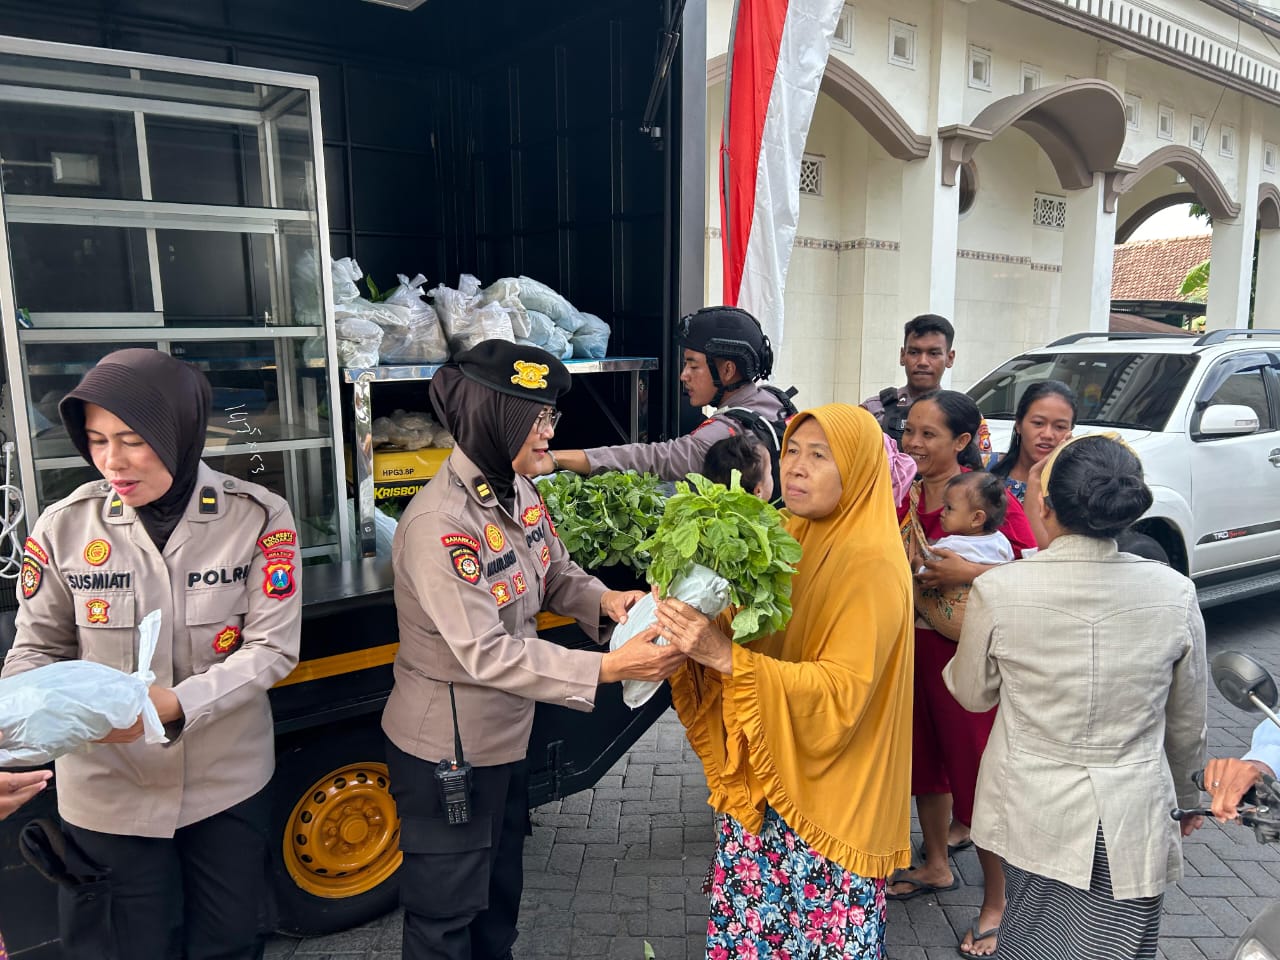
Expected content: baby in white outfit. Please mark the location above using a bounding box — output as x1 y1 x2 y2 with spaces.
930 471 1014 565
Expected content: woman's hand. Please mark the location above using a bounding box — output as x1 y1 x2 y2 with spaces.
1204 757 1271 820
916 548 989 589
1180 814 1204 837
653 596 734 675
601 590 646 625
0 729 52 819
599 625 687 683
95 686 184 743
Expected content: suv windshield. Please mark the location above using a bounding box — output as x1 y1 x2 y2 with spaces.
967 352 1199 431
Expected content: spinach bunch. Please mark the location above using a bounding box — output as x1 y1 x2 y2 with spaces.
641 472 802 644
536 471 667 573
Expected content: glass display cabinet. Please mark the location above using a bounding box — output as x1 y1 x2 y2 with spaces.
0 37 347 559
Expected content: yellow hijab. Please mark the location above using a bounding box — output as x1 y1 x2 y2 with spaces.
670 404 914 877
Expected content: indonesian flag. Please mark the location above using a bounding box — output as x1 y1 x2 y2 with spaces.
721 0 845 348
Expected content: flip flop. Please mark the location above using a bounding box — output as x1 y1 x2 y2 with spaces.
914 838 975 860
956 920 999 957
885 871 960 901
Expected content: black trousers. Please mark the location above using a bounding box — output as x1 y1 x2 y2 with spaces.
59 787 271 960
385 739 528 960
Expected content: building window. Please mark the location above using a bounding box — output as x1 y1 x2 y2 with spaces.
1220 123 1236 158
958 161 978 216
1124 93 1142 131
888 20 916 68
1032 192 1067 230
1157 104 1175 141
1265 142 1278 173
968 45 993 90
799 155 824 196
832 4 854 52
1020 63 1042 93
1190 114 1207 149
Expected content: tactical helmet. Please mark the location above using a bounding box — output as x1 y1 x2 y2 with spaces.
676 306 774 382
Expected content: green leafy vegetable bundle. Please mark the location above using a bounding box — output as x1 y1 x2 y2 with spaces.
640 472 802 644
535 471 667 573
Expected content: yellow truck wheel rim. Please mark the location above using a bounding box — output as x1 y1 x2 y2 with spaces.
283 762 402 899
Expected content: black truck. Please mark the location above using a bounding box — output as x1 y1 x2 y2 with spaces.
0 0 707 953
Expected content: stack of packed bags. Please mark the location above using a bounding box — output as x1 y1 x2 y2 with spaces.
370 410 454 452
329 258 611 366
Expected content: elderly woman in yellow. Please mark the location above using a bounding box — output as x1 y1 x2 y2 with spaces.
655 403 914 959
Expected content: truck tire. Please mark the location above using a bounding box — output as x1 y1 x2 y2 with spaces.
270 723 402 936
1117 529 1171 566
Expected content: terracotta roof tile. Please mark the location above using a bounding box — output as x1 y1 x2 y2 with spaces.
1111 234 1212 301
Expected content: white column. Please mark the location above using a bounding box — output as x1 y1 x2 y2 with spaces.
1060 174 1117 332
897 0 970 322
1254 228 1280 328
1207 100 1262 330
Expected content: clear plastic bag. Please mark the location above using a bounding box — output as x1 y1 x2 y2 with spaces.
545 324 572 360
479 278 532 340
385 409 439 451
447 301 516 354
571 312 611 359
336 317 383 368
517 276 584 333
380 274 450 363
332 257 364 304
523 309 556 347
0 610 168 766
608 564 731 709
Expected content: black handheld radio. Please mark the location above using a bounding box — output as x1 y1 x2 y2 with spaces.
434 682 473 826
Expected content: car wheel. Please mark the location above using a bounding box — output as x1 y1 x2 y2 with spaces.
1116 529 1171 565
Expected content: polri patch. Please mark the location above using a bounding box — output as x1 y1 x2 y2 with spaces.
23 537 48 566
484 523 505 552
84 539 111 567
490 581 513 606
85 598 110 624
258 529 298 558
262 558 297 601
450 546 481 584
107 495 124 518
199 486 218 515
212 625 242 655
20 557 41 599
539 544 551 569
521 505 543 527
513 571 527 596
441 532 481 552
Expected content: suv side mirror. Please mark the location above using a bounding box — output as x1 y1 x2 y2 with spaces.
1199 403 1260 437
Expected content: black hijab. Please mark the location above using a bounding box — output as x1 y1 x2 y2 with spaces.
60 348 212 550
429 365 543 508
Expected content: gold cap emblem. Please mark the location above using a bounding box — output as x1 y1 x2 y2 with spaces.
511 360 549 390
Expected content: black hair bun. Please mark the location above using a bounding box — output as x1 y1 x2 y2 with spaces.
1081 474 1153 536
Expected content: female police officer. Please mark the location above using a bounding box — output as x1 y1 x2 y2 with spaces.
2 348 301 959
383 340 684 960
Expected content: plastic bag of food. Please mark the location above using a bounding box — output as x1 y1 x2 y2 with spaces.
371 416 394 447
523 309 556 347
545 324 573 360
336 317 383 367
292 249 324 324
571 312 611 359
609 565 731 709
380 274 450 363
386 410 439 451
0 610 168 766
332 257 364 304
447 301 516 354
479 277 532 340
431 275 483 350
517 276 585 333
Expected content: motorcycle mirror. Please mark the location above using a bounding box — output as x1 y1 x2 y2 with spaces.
1230 899 1280 959
1212 651 1280 714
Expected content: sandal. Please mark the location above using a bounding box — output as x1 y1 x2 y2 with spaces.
885 870 960 901
956 920 999 957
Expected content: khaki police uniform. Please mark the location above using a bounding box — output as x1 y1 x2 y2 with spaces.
582 381 790 480
4 461 302 837
383 446 611 960
3 461 301 960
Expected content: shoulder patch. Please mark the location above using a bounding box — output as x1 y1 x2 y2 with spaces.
23 537 48 567
20 557 41 599
262 558 297 601
690 418 721 435
258 529 297 557
199 486 218 515
441 532 482 552
450 545 482 584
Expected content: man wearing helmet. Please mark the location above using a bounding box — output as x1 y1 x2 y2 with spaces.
547 306 793 481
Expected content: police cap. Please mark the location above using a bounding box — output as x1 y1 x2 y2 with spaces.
455 339 573 404
676 306 773 381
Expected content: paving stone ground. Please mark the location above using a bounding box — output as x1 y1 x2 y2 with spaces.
269 598 1277 960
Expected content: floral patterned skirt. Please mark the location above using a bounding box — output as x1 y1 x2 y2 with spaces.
706 807 887 959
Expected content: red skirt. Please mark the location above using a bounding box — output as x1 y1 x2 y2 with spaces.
911 625 996 826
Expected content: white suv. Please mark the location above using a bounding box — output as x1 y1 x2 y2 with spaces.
967 329 1280 608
